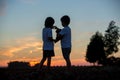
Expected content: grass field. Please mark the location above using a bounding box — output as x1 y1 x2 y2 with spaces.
0 66 120 80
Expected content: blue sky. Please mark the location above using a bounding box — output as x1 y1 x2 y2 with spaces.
0 0 120 66
1 0 120 38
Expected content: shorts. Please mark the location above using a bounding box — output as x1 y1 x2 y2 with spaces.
62 48 71 59
43 50 55 58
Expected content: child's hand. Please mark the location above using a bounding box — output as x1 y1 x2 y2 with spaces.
53 26 59 29
53 39 57 43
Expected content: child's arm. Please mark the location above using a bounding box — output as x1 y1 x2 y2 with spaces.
54 34 63 43
54 29 62 43
48 29 55 42
48 37 55 42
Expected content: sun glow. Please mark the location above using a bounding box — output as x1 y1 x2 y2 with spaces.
30 61 39 66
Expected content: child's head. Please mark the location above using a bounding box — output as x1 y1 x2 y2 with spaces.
61 15 70 27
45 17 55 28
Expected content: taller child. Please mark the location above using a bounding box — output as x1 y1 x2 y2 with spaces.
55 15 72 68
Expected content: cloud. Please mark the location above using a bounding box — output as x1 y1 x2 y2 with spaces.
71 58 90 66
51 58 90 66
0 0 6 16
12 56 40 62
0 35 65 67
51 59 65 66
0 36 43 58
0 60 9 67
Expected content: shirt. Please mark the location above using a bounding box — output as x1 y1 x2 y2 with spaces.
42 27 54 50
59 26 71 48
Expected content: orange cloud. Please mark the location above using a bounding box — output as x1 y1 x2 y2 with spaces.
0 35 92 67
0 52 90 67
71 58 91 66
0 36 64 67
0 36 43 58
45 55 90 66
30 61 39 66
0 47 14 57
0 42 42 57
0 60 9 67
52 60 65 66
51 58 90 66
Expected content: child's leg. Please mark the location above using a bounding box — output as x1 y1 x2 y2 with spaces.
47 57 51 69
37 57 46 71
62 48 71 68
65 57 71 68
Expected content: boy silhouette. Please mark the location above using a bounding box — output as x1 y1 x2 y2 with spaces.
38 17 55 71
55 15 72 68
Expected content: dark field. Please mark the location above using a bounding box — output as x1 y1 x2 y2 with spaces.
0 66 120 80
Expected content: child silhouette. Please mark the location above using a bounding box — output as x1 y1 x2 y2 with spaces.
38 17 55 71
55 15 72 68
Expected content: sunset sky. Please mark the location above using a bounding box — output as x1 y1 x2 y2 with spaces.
0 0 120 67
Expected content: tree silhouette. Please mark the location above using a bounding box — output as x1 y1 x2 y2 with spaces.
86 21 120 66
86 31 106 65
104 21 120 56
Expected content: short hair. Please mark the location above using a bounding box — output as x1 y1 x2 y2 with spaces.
44 17 54 27
61 15 70 25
